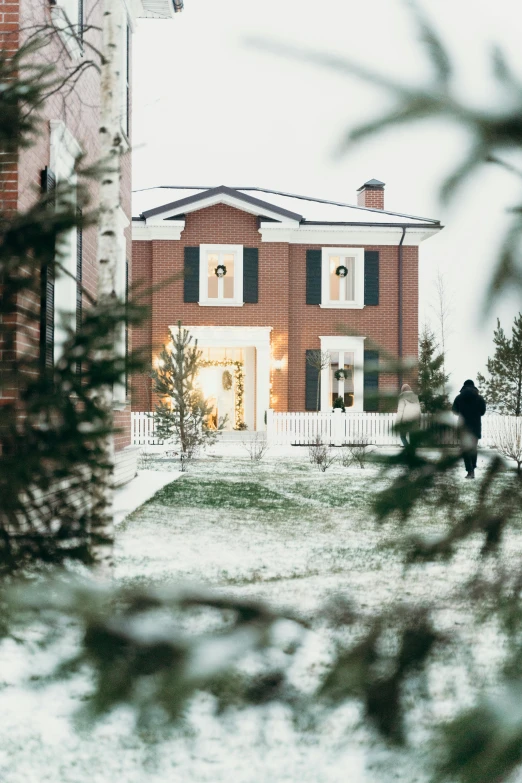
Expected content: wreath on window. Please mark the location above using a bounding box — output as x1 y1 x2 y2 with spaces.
335 265 348 278
334 368 349 381
222 370 233 391
215 264 227 277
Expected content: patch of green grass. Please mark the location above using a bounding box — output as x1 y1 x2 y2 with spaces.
290 481 373 509
149 478 305 512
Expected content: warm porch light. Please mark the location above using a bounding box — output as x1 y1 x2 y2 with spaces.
272 359 284 371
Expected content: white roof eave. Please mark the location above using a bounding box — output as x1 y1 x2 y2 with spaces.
258 223 441 246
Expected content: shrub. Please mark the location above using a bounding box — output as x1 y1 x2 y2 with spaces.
340 439 372 469
308 436 336 472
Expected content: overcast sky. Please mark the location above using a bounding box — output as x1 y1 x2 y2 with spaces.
132 0 522 396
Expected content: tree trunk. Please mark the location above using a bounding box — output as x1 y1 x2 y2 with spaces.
94 0 125 564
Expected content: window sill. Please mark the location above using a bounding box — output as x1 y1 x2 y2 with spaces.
198 301 245 307
319 302 365 309
112 400 129 412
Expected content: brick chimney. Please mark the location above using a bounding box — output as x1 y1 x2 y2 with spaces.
357 179 385 210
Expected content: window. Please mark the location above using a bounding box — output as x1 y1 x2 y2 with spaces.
319 336 366 412
321 247 364 309
51 0 84 59
199 245 244 306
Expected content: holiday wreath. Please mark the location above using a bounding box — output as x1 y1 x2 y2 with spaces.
335 265 348 277
334 368 349 381
215 264 227 277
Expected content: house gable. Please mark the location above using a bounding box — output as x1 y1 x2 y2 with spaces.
140 185 302 224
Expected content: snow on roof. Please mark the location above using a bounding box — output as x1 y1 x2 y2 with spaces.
132 186 440 226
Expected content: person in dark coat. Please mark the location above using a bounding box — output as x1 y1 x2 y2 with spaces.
452 379 486 479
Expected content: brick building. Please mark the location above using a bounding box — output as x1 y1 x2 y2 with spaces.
132 181 442 430
0 0 182 480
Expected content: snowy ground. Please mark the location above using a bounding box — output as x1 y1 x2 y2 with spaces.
1 445 521 782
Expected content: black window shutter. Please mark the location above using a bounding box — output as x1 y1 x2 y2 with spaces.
364 250 380 306
305 350 320 411
306 249 321 305
75 207 83 375
40 166 56 199
184 246 200 302
40 265 55 372
364 350 379 411
243 247 258 303
40 167 56 374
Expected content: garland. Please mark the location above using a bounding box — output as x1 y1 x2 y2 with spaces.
335 265 348 277
222 370 233 391
199 358 245 429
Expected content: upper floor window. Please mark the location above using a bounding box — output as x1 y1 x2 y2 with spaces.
51 0 84 59
199 245 244 306
321 247 364 309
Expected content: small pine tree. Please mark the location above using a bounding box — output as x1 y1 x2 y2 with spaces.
417 325 449 413
151 322 223 466
477 313 522 416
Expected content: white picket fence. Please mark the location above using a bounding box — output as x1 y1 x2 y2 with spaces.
132 412 164 445
131 410 511 448
266 409 417 446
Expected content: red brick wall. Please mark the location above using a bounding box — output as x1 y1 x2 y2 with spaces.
0 0 133 449
288 243 418 410
0 0 18 235
132 204 419 414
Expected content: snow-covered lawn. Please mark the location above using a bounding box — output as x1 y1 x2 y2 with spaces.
1 447 520 783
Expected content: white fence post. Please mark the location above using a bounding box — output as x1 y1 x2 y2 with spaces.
332 408 343 446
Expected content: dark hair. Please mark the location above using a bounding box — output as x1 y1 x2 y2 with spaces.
463 379 475 387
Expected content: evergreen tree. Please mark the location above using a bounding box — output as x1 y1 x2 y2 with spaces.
151 322 223 467
477 313 522 415
417 325 450 413
0 44 143 572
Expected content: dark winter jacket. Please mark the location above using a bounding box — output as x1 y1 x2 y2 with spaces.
452 385 486 439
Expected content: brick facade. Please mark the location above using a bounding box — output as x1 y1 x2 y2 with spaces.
1 0 132 450
131 202 420 416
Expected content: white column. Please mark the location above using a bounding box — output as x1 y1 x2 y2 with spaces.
243 347 256 430
320 358 330 412
256 344 270 431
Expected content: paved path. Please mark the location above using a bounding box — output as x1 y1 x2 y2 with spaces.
112 469 181 527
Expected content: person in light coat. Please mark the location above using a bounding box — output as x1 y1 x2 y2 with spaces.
396 383 422 447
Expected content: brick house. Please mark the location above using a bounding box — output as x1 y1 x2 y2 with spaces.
0 0 182 479
132 182 441 430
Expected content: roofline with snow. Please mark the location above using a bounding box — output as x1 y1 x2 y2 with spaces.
140 185 303 222
134 184 440 226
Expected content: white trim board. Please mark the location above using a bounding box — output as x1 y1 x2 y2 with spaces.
259 224 439 245
133 222 185 240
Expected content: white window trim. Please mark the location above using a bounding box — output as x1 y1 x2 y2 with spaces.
51 1 83 61
113 207 130 407
199 244 244 307
320 247 365 309
319 336 366 412
50 121 82 366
